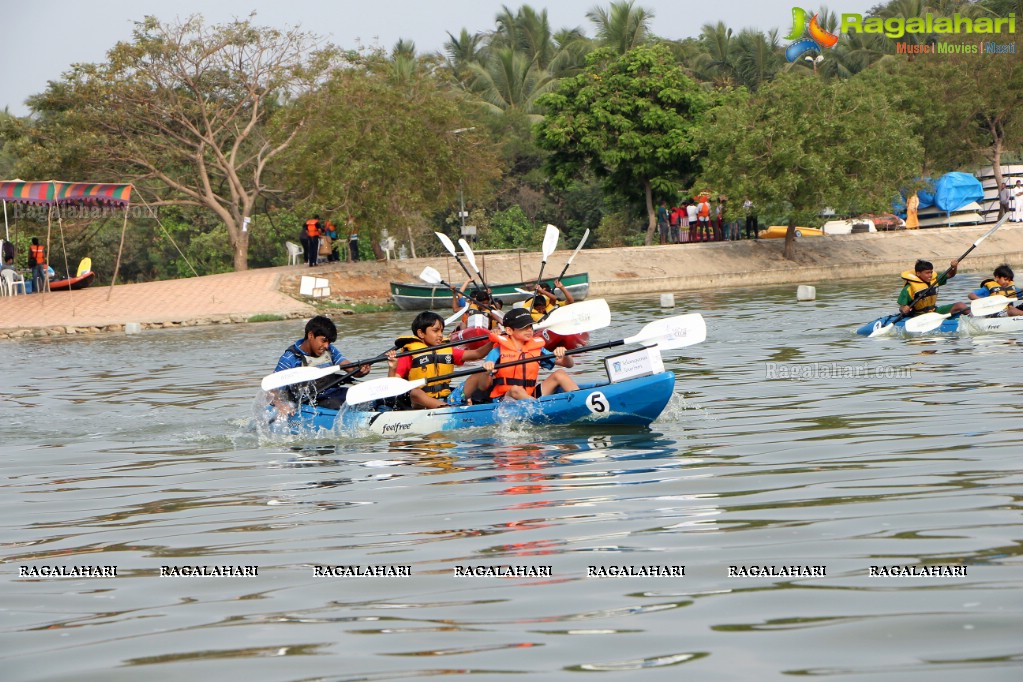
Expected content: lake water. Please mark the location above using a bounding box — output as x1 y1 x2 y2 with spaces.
2 276 1021 681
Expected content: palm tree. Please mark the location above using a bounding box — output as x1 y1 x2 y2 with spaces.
444 29 486 85
692 21 737 86
467 46 558 119
586 0 654 54
731 29 783 90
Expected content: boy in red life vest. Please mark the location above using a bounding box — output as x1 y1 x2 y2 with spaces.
385 311 493 409
459 308 578 403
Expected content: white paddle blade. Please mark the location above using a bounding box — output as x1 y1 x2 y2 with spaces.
970 295 1015 316
628 313 707 350
435 231 457 255
458 238 481 273
868 321 895 338
445 303 470 326
535 299 611 335
515 287 534 296
542 224 560 260
903 312 950 333
346 377 426 405
420 266 442 284
261 365 340 392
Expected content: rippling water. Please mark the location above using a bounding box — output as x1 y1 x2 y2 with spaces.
2 277 1021 681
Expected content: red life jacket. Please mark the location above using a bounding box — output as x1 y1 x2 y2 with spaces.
304 219 321 238
30 243 46 265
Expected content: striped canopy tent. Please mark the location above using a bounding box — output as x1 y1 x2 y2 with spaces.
1 180 136 299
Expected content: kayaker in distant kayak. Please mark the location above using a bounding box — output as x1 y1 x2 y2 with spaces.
270 316 371 414
898 259 969 318
459 307 578 404
528 279 574 322
387 311 493 409
452 281 502 331
967 264 1023 317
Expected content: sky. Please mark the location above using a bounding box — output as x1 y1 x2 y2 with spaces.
1 0 882 117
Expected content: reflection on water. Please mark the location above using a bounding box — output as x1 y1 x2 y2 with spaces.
2 279 1022 681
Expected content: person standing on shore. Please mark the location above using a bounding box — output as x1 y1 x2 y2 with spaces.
1014 181 1023 223
28 237 47 293
302 215 322 267
743 198 758 239
905 192 920 229
347 216 360 262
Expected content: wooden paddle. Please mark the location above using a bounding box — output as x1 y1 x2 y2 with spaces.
869 215 1010 337
260 298 611 392
903 294 1019 333
345 312 705 404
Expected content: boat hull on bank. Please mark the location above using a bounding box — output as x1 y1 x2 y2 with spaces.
276 371 675 437
390 272 590 310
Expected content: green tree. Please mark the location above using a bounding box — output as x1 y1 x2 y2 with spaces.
278 54 502 258
535 44 710 245
16 15 333 272
696 73 922 259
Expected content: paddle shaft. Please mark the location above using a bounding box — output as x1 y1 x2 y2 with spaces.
440 336 627 383
555 229 589 281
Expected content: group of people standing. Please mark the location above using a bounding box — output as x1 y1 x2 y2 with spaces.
0 237 50 293
299 215 360 267
656 196 759 245
998 180 1023 223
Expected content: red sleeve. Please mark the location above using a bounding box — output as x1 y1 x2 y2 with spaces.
452 347 465 365
395 355 412 378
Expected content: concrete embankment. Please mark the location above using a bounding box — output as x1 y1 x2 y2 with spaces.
3 224 1023 340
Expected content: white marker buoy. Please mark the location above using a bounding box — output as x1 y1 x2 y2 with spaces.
660 293 675 308
797 285 816 301
125 322 142 335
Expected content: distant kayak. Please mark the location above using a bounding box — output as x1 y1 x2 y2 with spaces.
49 271 96 291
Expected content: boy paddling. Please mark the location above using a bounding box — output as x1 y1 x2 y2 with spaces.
898 259 969 318
968 264 1023 317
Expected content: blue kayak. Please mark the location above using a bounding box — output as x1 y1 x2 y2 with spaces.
275 371 676 437
856 314 959 336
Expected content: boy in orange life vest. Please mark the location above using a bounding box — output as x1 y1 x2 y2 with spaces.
385 311 493 409
460 307 579 403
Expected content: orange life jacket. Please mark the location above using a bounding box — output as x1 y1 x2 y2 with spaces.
30 243 45 265
304 219 321 238
488 333 546 398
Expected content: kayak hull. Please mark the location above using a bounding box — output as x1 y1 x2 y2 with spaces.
277 371 676 437
857 313 1023 336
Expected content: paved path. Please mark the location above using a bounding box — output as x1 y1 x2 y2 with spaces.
0 266 315 333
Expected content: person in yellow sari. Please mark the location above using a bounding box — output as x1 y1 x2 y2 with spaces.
905 192 920 229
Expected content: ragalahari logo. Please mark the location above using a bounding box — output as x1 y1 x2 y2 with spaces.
785 7 840 62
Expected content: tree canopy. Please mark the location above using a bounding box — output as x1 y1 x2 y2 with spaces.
535 44 710 245
695 73 923 258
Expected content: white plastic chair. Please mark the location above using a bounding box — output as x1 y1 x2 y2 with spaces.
285 241 303 266
1 269 27 295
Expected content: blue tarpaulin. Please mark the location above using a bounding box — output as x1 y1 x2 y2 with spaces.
896 173 982 216
933 172 983 212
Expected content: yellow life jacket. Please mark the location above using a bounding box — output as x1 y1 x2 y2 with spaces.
395 336 454 398
528 295 556 322
981 278 1018 299
901 271 939 314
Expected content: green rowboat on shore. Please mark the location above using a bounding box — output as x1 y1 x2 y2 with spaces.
390 272 590 310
